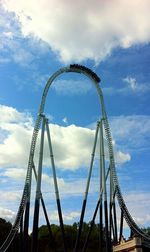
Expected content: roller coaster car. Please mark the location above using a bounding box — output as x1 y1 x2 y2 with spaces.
70 64 101 83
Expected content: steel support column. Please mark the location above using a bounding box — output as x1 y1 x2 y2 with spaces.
45 118 67 252
32 115 45 252
74 121 100 252
100 120 109 252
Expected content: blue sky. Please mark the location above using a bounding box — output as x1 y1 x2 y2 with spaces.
0 0 150 237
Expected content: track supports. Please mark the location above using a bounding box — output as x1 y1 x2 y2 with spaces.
32 163 56 251
82 166 110 252
32 116 67 252
74 121 100 252
27 114 114 252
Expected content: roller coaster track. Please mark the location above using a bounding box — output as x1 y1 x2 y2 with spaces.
103 117 150 242
0 64 150 252
97 82 150 243
0 113 43 252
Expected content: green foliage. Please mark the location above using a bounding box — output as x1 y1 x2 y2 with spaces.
1 217 150 251
0 218 106 252
142 227 150 235
0 218 12 246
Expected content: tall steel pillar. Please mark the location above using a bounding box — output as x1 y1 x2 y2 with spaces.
119 209 124 242
32 115 45 252
23 183 32 252
82 166 110 252
74 121 100 252
32 163 56 251
99 120 103 252
45 118 67 252
100 119 109 252
113 200 118 244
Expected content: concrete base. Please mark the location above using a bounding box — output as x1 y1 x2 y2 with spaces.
113 237 142 252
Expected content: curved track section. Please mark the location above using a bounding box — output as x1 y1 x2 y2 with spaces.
96 85 150 243
0 64 150 252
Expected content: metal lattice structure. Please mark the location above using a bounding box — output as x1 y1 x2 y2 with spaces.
0 64 150 252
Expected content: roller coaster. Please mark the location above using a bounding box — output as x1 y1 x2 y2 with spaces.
0 64 150 252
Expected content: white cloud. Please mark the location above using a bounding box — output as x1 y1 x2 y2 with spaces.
46 210 80 222
63 211 81 221
62 117 68 124
13 48 34 65
0 105 131 172
40 174 67 190
114 191 150 232
46 114 54 122
2 0 150 63
0 105 33 167
0 104 33 125
44 124 95 169
3 31 13 38
0 207 16 222
123 77 137 90
122 76 150 93
45 124 130 168
0 191 21 202
0 7 49 67
52 80 92 95
42 177 96 197
103 77 150 96
115 151 131 164
110 115 150 150
124 191 150 226
3 168 26 180
0 104 94 170
0 16 33 66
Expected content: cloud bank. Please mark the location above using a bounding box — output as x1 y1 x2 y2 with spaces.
110 115 150 150
0 104 130 172
2 0 150 63
52 79 92 96
0 207 15 222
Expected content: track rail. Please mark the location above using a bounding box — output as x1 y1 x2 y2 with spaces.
101 103 150 243
0 114 42 252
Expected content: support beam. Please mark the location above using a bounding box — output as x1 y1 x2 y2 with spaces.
100 120 109 252
119 209 124 242
32 115 45 252
82 166 110 252
23 199 30 252
99 202 103 252
109 202 113 246
109 166 113 246
99 124 103 252
32 164 56 251
74 121 100 252
113 201 118 244
19 214 24 252
45 118 67 252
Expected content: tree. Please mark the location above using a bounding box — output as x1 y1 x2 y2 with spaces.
0 218 12 247
0 217 107 251
142 227 150 235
